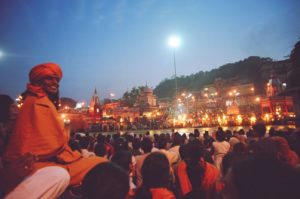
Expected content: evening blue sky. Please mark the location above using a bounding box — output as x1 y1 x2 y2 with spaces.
0 0 299 103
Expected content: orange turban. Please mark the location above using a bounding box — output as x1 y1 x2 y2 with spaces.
29 63 63 83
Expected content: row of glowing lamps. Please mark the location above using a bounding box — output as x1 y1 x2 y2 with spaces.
203 87 256 98
174 113 257 126
174 112 296 126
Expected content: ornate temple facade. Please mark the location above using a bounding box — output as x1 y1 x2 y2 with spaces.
88 89 102 120
261 72 294 122
138 86 157 107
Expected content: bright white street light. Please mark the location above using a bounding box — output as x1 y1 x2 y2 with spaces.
168 36 181 48
0 51 4 58
167 35 181 98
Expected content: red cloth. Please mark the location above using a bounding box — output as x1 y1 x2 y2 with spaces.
150 188 176 199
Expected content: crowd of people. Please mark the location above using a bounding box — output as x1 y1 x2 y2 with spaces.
1 62 300 199
62 124 300 199
2 118 300 199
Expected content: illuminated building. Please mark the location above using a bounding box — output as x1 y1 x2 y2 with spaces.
261 96 294 121
138 86 157 107
266 71 283 97
136 86 159 115
102 102 120 118
88 88 102 120
261 72 294 122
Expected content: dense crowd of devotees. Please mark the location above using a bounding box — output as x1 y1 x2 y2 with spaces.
1 122 300 199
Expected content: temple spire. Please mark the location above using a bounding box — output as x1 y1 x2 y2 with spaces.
89 88 101 119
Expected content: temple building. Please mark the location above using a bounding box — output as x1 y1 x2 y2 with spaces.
266 71 283 97
89 88 102 120
261 72 294 122
136 86 158 112
138 86 157 106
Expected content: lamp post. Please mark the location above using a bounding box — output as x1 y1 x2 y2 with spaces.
168 36 181 127
168 36 181 98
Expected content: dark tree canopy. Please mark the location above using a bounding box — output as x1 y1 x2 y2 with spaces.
122 86 145 107
154 56 273 98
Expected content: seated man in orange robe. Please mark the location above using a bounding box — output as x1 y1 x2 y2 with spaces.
3 63 106 195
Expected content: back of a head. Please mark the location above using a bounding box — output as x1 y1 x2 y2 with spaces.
125 134 134 143
188 133 196 141
157 135 167 149
82 162 129 199
114 137 128 152
97 134 106 144
216 130 226 142
172 133 182 146
79 136 90 149
186 140 204 162
111 150 132 172
141 152 170 188
113 133 120 141
141 137 153 153
238 129 245 135
69 139 81 152
204 131 209 137
229 155 300 199
132 138 141 150
194 128 200 137
252 122 266 138
94 143 107 157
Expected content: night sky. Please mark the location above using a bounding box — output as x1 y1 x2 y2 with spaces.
0 0 299 103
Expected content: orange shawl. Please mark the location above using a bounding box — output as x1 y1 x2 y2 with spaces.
150 188 176 199
4 95 106 185
4 95 80 162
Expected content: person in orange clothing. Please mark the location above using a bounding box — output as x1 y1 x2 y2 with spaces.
176 140 222 199
134 152 176 199
3 63 106 196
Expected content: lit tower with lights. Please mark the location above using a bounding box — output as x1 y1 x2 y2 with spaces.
266 71 283 97
89 88 102 119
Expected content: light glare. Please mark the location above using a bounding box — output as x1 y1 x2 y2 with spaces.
168 36 181 48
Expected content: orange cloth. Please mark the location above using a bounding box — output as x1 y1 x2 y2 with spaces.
29 63 62 83
4 95 106 185
150 188 176 199
176 160 220 197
